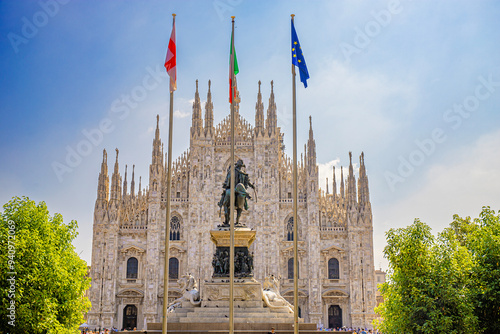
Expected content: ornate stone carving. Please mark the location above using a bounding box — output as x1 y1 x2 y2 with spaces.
262 275 293 313
212 247 254 277
167 273 201 312
89 87 378 329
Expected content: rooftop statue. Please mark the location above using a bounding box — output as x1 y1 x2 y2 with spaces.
217 159 255 226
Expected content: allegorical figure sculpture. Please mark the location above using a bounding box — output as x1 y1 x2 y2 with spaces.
212 248 254 277
167 273 202 312
262 275 293 313
217 159 255 226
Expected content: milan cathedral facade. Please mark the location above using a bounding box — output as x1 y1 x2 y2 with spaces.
87 80 377 330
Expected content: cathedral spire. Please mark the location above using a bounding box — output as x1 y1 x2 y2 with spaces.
307 116 317 175
96 149 109 202
347 152 357 206
138 176 142 199
204 80 214 137
150 116 163 194
191 79 203 137
130 165 135 199
122 165 128 198
110 148 122 201
266 80 277 136
255 80 264 137
332 166 337 200
358 152 370 208
340 166 345 199
151 115 163 167
326 178 329 194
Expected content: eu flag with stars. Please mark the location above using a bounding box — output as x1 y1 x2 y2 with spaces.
291 19 309 88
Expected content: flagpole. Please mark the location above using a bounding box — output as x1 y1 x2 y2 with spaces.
162 13 176 334
291 13 299 334
229 15 236 334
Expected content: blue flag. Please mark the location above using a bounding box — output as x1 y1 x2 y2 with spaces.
291 19 309 88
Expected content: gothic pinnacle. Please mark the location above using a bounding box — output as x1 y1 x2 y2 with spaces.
205 79 214 135
138 176 142 197
255 80 264 136
192 79 202 136
155 114 160 140
131 164 135 198
266 80 277 136
332 165 337 199
97 149 109 202
123 164 128 197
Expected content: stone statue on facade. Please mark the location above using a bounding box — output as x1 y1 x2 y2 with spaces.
217 159 255 226
262 275 293 313
167 273 201 312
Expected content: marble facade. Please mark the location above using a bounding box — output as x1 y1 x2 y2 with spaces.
87 80 377 330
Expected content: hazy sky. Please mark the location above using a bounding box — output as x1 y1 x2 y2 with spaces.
1 0 499 270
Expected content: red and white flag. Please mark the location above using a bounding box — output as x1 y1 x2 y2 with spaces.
164 17 176 92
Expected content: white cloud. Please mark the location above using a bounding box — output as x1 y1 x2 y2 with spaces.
173 110 190 119
304 58 418 150
318 157 363 194
374 128 500 269
146 115 168 133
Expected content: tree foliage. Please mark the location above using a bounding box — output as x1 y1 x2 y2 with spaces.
0 197 90 334
375 207 500 333
450 207 500 333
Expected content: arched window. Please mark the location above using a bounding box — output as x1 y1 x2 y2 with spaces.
126 257 138 279
169 257 179 279
328 258 340 279
286 217 294 241
288 257 299 279
170 216 181 240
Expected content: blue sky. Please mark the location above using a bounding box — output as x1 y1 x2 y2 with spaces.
1 0 499 269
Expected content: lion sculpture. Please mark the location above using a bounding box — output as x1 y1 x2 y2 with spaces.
167 273 201 312
262 275 293 313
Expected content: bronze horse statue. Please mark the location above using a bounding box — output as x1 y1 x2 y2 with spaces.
217 159 255 226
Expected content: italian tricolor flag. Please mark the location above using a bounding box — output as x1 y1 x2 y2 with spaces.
229 29 239 103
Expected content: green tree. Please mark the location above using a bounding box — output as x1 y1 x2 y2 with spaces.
376 207 500 333
449 207 500 333
375 219 476 333
0 197 90 334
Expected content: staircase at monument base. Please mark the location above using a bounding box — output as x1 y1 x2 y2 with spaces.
146 321 318 334
165 300 299 323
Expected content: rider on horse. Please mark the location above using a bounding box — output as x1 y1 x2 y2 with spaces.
217 159 255 226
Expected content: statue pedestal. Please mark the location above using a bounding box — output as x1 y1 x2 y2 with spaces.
204 278 262 302
210 226 256 248
210 226 256 278
154 226 309 327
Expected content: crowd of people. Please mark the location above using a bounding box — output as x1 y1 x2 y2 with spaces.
319 326 380 333
81 327 119 334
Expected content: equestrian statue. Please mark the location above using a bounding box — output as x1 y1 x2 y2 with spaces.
217 159 256 226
